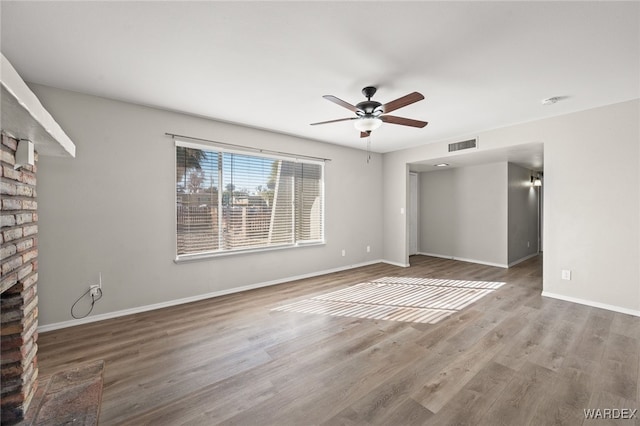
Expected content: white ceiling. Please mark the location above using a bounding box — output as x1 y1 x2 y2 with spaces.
1 1 638 156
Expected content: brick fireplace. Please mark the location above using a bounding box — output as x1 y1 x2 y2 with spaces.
1 134 39 424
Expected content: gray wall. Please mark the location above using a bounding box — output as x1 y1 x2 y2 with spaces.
32 84 383 327
507 163 539 265
418 162 508 266
383 99 640 314
30 84 640 324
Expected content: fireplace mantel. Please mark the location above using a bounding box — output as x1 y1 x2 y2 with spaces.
1 53 75 158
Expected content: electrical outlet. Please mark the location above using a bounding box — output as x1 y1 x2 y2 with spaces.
561 270 571 281
366 245 371 253
527 241 530 248
90 285 100 297
341 249 346 257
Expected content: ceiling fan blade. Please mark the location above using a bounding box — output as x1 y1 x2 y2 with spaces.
360 131 370 138
310 117 357 126
381 115 428 128
382 92 424 114
323 95 360 113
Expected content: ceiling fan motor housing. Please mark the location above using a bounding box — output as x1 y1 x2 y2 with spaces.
355 100 383 116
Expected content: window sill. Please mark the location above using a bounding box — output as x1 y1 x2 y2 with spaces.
174 241 326 264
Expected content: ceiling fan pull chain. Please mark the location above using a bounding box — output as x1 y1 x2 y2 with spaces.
366 135 372 163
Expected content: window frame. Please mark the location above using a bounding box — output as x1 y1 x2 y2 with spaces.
174 139 325 262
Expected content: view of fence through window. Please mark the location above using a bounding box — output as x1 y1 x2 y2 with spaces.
176 143 324 257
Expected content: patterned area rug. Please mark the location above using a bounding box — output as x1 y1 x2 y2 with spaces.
272 277 505 324
25 360 104 426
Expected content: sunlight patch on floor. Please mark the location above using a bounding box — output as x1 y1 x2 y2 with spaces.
272 277 505 324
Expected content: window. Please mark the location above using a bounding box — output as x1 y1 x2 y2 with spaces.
176 140 324 259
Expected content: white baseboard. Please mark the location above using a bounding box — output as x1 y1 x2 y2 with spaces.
38 259 384 333
541 291 640 317
418 252 508 269
381 259 410 268
508 252 539 268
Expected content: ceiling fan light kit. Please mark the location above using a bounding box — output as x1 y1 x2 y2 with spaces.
311 86 428 139
354 117 382 132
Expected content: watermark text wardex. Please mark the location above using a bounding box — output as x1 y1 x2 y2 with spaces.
584 408 637 420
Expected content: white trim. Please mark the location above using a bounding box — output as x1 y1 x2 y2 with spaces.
418 252 508 269
541 291 640 317
37 259 384 332
382 259 410 268
175 241 326 263
508 252 539 268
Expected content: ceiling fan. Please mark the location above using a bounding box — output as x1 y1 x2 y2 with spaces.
310 86 428 137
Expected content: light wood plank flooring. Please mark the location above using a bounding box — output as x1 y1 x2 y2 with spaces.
36 255 640 425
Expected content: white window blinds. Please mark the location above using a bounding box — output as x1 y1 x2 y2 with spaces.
176 141 324 258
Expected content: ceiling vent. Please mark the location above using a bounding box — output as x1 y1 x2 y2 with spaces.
448 138 477 152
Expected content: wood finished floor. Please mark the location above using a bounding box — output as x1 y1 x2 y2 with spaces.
37 255 640 425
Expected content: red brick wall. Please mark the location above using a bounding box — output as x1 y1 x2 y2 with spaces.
1 134 39 424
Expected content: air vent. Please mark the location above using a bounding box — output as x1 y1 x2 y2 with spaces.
448 138 477 152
